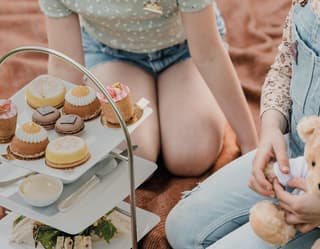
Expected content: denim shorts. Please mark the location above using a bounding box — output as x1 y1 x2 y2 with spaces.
81 3 226 77
82 29 192 77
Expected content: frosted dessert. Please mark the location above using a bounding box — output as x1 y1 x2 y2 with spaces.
26 75 66 109
9 122 49 159
0 99 17 143
45 135 90 169
64 85 101 121
98 82 134 124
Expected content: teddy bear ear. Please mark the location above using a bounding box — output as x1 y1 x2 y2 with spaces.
297 116 320 142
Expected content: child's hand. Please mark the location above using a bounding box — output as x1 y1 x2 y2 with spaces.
274 178 320 233
249 127 288 198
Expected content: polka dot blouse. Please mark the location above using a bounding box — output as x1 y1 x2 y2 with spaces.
38 0 213 53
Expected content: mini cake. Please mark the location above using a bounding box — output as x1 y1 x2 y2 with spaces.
32 106 61 130
55 114 85 135
0 99 18 143
9 122 49 159
26 74 66 109
45 135 90 169
99 82 134 124
63 85 101 121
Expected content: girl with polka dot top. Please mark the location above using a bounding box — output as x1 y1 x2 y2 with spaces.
38 0 257 176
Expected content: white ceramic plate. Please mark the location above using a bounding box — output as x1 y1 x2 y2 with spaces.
0 162 32 183
0 156 158 234
0 78 152 183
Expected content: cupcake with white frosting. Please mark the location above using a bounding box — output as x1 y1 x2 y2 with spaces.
9 122 49 159
98 82 134 124
63 85 101 121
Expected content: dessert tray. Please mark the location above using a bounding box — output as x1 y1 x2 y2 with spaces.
0 46 159 249
0 79 152 183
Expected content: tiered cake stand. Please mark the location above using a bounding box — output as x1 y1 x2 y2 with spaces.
0 46 160 249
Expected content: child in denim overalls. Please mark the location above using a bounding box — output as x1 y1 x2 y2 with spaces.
166 1 320 248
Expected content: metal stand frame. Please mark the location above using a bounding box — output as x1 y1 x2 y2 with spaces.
0 46 138 249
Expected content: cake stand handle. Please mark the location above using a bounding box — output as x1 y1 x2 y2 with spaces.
0 46 138 249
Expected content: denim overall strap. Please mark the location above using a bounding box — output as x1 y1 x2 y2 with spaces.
289 1 320 157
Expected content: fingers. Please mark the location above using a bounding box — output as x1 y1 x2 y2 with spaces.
273 139 289 174
287 177 307 191
250 148 274 197
274 181 315 224
273 179 296 214
278 201 294 214
248 175 274 197
286 212 305 225
296 223 318 233
274 180 294 206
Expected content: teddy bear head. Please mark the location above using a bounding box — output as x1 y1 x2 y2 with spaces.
297 116 320 195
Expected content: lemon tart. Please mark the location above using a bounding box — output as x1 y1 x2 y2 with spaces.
45 135 90 169
26 75 66 109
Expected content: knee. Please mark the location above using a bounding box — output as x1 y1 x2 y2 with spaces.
163 127 224 177
165 154 213 176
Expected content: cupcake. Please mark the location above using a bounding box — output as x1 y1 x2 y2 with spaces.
32 106 60 130
45 135 90 169
55 114 85 135
63 85 101 121
99 82 134 124
26 74 66 109
9 122 49 160
0 99 18 143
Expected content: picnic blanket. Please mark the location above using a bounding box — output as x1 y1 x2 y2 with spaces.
0 0 291 248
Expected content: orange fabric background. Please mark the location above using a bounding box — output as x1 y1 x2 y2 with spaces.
0 0 291 248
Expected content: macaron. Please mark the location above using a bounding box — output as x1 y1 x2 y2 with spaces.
32 106 61 130
55 114 85 135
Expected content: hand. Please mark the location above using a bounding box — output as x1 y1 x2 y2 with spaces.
249 127 289 198
274 178 320 233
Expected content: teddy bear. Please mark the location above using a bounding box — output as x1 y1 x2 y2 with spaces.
249 116 320 247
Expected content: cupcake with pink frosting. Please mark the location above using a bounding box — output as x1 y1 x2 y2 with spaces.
98 82 134 124
0 99 18 143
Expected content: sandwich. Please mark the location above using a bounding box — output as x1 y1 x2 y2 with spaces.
10 211 117 249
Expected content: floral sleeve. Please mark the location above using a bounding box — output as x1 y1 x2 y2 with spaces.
260 7 294 124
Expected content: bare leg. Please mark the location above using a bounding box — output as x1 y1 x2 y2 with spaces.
158 59 225 176
90 61 160 162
